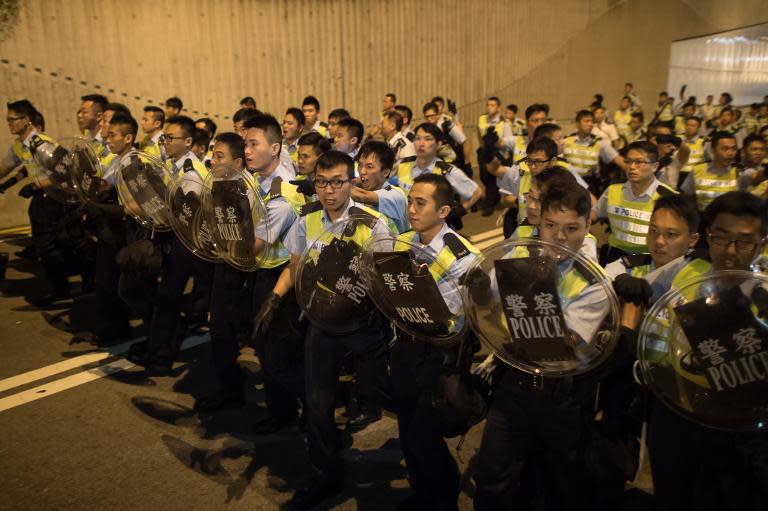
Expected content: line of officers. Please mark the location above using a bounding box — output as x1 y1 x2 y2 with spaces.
2 92 768 510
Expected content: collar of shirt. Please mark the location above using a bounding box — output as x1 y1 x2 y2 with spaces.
388 132 404 147
312 120 324 131
488 114 502 125
150 131 162 144
21 129 40 149
413 157 438 174
413 222 453 256
709 161 734 174
402 128 414 137
320 198 358 226
258 159 294 194
173 150 199 172
575 133 595 144
623 178 660 200
347 148 359 160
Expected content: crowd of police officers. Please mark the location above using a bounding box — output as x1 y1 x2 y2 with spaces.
1 85 768 510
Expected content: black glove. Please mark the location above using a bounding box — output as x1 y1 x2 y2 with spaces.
613 274 652 307
462 268 493 306
0 179 15 194
289 179 316 197
252 292 283 339
18 183 36 198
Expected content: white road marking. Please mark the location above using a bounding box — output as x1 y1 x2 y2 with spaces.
474 235 505 251
0 334 210 413
468 227 503 243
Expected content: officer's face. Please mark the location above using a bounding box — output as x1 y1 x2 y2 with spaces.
407 182 449 234
526 150 555 177
743 140 767 167
486 100 500 117
503 109 515 122
525 182 543 225
708 213 763 271
164 105 180 118
527 111 547 134
647 208 698 268
140 112 160 135
106 124 132 155
593 108 606 123
658 94 668 105
77 101 102 131
713 138 738 166
99 109 115 139
333 127 357 154
683 105 695 118
234 120 247 139
652 128 674 156
162 123 192 160
383 95 395 111
424 108 440 125
381 117 397 139
685 119 701 138
718 94 728 106
357 153 389 191
243 127 278 173
302 105 318 127
550 130 565 154
328 117 341 139
577 116 593 134
620 98 631 110
718 111 733 126
282 113 302 141
629 117 642 131
624 148 657 184
316 164 351 213
539 206 590 254
6 110 30 136
211 141 243 170
414 130 439 158
297 145 320 176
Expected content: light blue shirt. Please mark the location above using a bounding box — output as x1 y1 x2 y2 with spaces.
374 185 409 233
404 157 478 200
254 161 299 245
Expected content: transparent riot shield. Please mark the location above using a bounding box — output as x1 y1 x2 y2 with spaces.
116 151 173 231
30 136 84 205
167 164 218 262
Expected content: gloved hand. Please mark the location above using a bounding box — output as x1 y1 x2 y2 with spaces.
18 183 36 198
0 179 15 194
289 179 316 197
252 292 283 339
462 268 492 306
613 273 652 307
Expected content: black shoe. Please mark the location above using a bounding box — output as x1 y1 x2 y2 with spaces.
193 391 245 412
252 415 296 435
15 245 37 260
470 204 478 213
25 290 70 307
347 408 382 432
286 476 343 509
126 350 172 374
396 493 428 511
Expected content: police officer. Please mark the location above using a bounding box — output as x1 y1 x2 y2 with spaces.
77 94 109 156
394 104 416 142
282 107 305 165
592 141 677 263
422 102 471 175
592 105 620 149
263 151 392 508
499 103 548 164
740 134 767 192
477 96 505 216
503 104 526 136
333 117 364 160
648 123 691 190
138 106 165 158
164 96 183 118
233 107 260 138
680 116 707 183
563 110 626 192
393 123 482 230
294 132 332 181
301 95 329 138
614 96 634 142
654 91 674 123
381 111 416 168
390 173 479 511
351 140 409 233
626 112 646 144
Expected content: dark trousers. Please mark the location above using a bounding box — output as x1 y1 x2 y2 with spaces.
473 368 595 511
93 239 130 337
249 264 306 419
147 237 213 360
503 209 519 239
478 157 499 211
304 317 389 480
390 339 459 510
648 403 768 511
28 192 70 294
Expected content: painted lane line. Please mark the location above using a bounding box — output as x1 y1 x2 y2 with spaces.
0 334 211 413
474 235 505 251
468 227 503 243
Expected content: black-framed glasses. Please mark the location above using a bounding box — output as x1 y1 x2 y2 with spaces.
524 192 541 204
624 158 653 167
159 134 186 143
708 233 762 252
314 178 349 189
526 158 550 168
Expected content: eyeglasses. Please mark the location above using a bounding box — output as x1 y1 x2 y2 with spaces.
314 178 349 189
524 192 541 205
526 158 550 168
623 158 653 167
708 233 762 252
159 134 186 143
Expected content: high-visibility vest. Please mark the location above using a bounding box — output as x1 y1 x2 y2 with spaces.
564 134 602 177
681 136 706 174
396 157 454 193
303 202 388 265
691 162 739 211
606 182 677 253
395 229 479 283
260 177 306 268
12 132 56 176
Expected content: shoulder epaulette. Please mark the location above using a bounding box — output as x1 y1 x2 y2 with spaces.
400 155 417 164
384 184 392 191
299 201 323 216
573 260 600 285
443 232 472 260
621 253 652 269
405 132 415 142
269 176 283 198
348 206 379 229
657 183 676 197
435 160 453 174
394 138 406 151
183 159 194 173
204 160 212 169
319 121 328 128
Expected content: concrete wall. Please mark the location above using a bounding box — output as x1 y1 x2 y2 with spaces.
0 0 766 228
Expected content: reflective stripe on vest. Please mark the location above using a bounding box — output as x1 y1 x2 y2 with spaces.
394 230 479 283
692 163 738 211
682 137 706 174
564 136 600 176
397 161 447 193
261 181 306 268
606 183 675 253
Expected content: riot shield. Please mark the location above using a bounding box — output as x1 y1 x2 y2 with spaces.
116 151 173 231
464 238 620 377
167 166 218 262
637 270 768 431
30 136 84 205
69 139 106 203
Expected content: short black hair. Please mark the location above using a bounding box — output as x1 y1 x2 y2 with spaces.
704 191 768 237
357 140 395 173
533 123 561 140
302 95 320 111
195 117 217 137
506 104 518 114
525 104 548 120
575 109 594 122
166 115 196 139
143 105 165 125
233 107 260 124
412 173 455 209
625 140 659 163
721 92 733 104
328 108 350 121
431 96 445 105
385 93 397 103
710 130 736 149
297 131 332 154
541 182 591 221
414 122 443 143
214 132 246 162
239 96 257 109
631 111 644 123
31 110 45 131
243 113 282 145
192 127 211 150
394 105 412 124
659 91 669 97
165 96 183 111
686 115 702 126
105 102 131 117
7 99 37 119
422 101 439 115
315 150 355 180
81 94 109 112
284 107 305 127
108 112 138 138
526 137 558 159
532 166 577 191
383 110 404 131
488 96 501 105
653 194 700 234
337 118 364 147
743 134 765 149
